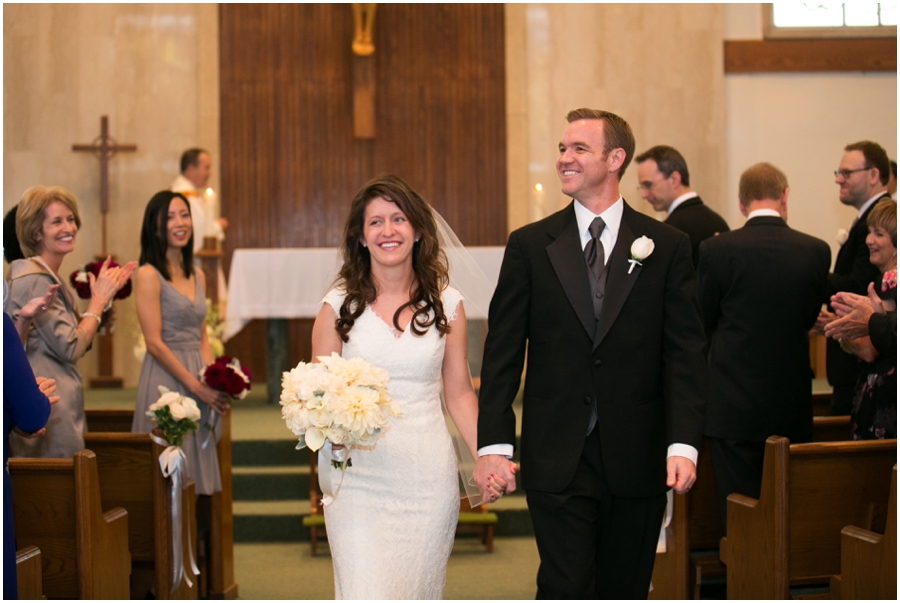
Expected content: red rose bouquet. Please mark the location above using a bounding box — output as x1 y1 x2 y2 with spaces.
70 261 133 300
199 356 252 399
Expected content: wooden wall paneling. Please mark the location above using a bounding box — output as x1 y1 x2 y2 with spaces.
220 4 506 383
724 39 897 74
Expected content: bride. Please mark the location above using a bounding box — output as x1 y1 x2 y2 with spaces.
311 174 505 599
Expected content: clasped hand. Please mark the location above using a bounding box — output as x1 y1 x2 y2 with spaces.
473 454 518 504
88 256 138 306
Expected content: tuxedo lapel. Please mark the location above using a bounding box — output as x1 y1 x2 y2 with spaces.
546 205 595 340
594 206 639 350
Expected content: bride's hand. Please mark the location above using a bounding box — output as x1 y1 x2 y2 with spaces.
484 473 507 503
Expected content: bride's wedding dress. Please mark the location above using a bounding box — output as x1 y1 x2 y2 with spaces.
321 287 464 599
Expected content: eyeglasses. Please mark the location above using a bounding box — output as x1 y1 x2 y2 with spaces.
834 167 871 179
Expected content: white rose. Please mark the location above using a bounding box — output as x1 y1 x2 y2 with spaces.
631 236 655 261
837 228 849 245
181 396 202 422
75 269 89 283
169 402 188 421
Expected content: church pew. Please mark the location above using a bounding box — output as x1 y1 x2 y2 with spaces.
812 391 831 417
84 407 134 432
680 416 852 598
832 464 896 600
9 450 131 599
83 430 198 599
15 546 43 600
719 436 895 599
649 491 689 599
85 407 238 599
811 415 851 443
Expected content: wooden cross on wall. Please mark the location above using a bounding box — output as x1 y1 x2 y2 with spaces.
72 115 137 256
71 115 136 389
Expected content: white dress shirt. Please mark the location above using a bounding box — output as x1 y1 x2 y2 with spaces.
479 199 698 467
666 191 698 217
746 208 782 220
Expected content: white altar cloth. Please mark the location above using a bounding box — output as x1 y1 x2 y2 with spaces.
224 247 505 340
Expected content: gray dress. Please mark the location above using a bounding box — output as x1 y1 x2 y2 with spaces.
6 258 89 458
132 267 222 495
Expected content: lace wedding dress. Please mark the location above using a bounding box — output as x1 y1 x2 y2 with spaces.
321 286 463 599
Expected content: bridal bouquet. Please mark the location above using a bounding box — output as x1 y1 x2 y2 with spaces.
200 356 252 400
146 386 202 447
280 353 401 464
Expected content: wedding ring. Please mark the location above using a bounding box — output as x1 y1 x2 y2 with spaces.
41 306 47 311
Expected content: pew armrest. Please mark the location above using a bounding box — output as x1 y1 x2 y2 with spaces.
95 506 132 598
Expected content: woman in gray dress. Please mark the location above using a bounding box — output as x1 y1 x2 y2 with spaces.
132 191 229 495
6 185 136 458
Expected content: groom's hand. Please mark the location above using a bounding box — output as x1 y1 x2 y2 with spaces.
666 455 696 494
474 454 517 502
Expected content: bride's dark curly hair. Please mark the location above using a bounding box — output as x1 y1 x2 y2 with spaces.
335 174 450 343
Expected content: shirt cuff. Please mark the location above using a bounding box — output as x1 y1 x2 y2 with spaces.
478 444 514 459
667 443 698 466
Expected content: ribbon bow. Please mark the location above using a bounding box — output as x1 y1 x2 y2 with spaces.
151 435 201 593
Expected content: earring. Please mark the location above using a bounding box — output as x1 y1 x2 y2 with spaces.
415 237 421 243
361 241 367 248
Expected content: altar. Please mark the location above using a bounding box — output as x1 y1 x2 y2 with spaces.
225 247 505 402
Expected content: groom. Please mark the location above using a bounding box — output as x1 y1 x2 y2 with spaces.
475 108 707 598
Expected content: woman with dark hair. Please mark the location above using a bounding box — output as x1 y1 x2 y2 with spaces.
132 191 229 495
311 174 502 599
6 185 135 458
4 205 24 264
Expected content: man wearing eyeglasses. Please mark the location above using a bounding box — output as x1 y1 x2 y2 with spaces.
635 145 729 268
816 140 892 415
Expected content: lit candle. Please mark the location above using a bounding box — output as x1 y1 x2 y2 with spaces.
533 183 544 215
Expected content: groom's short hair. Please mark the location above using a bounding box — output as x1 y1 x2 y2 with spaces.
739 162 788 206
566 108 635 180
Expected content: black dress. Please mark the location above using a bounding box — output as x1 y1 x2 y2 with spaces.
850 270 897 440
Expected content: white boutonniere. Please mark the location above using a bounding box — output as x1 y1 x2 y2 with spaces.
628 236 655 274
836 228 849 246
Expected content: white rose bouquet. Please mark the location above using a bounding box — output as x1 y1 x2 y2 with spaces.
280 353 401 469
147 385 202 447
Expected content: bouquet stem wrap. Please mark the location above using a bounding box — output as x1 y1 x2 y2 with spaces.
151 435 201 593
317 440 351 506
201 413 219 450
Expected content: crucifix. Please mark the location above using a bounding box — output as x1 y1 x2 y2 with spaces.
72 115 137 256
352 4 377 138
72 115 137 388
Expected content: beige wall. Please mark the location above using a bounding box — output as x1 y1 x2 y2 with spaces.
5 4 896 385
505 4 728 231
4 4 219 386
723 3 898 263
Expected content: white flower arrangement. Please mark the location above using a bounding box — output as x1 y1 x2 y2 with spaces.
280 353 401 462
628 236 655 274
147 386 202 446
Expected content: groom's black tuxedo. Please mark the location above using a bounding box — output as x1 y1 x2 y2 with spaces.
478 200 706 597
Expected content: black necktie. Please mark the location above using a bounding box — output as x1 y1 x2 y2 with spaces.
585 217 606 436
584 217 606 281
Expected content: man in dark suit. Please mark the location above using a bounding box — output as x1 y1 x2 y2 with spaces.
698 162 831 530
474 109 707 599
816 141 891 414
635 145 729 267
